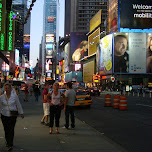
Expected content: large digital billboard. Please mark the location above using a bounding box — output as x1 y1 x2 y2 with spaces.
120 0 152 30
70 32 88 62
113 32 151 74
97 34 113 75
88 28 100 56
64 43 69 73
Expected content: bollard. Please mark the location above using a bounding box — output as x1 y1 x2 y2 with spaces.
143 93 145 97
133 92 134 96
150 92 151 98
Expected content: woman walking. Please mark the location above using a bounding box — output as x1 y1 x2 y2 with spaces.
48 82 64 134
0 82 24 151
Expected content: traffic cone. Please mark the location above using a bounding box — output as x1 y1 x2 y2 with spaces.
105 94 111 107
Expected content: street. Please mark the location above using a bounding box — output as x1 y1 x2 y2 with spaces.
75 93 152 152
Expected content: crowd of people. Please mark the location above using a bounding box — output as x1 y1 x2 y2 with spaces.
0 81 76 151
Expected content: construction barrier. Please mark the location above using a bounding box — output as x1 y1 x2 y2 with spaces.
113 94 120 109
105 94 111 107
119 95 127 110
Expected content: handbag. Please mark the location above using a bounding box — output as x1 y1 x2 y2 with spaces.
5 94 19 117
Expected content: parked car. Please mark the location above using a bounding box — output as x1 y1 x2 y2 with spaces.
75 90 92 107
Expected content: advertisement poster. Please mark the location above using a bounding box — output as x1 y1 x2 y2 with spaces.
114 33 129 73
129 33 146 73
64 43 69 73
88 28 100 56
90 9 102 32
83 60 95 82
70 32 88 62
146 33 152 73
98 34 113 75
120 0 152 29
108 0 118 33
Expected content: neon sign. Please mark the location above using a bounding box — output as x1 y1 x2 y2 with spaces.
7 11 14 51
0 0 6 51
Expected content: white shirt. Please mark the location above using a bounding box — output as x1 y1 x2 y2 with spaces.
65 89 76 106
0 92 24 117
51 91 61 105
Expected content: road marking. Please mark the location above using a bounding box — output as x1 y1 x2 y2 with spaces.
136 104 152 108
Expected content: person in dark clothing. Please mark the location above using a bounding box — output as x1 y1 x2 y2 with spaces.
34 85 40 101
114 34 129 73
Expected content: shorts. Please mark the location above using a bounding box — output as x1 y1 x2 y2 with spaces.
43 103 50 116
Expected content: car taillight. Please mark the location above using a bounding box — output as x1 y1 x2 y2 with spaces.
85 96 91 100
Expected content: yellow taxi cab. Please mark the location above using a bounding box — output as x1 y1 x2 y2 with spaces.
75 90 92 107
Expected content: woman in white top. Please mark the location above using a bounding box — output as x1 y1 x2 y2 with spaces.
48 82 64 134
0 82 24 151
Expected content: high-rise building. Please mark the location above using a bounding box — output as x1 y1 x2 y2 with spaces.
65 0 107 35
42 0 57 78
12 0 31 64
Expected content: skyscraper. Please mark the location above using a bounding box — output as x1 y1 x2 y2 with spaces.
42 0 57 77
65 0 107 35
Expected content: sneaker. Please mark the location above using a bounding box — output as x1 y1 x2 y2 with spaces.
69 126 75 130
41 121 45 124
62 126 69 129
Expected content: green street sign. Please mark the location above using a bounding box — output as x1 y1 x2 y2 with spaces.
0 0 6 51
7 11 14 51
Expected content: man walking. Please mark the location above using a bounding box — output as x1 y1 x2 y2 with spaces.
64 82 76 129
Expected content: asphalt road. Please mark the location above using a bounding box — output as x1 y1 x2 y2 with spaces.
75 93 152 152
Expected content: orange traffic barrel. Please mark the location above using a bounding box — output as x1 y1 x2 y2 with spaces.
119 95 127 110
113 94 120 109
105 94 111 107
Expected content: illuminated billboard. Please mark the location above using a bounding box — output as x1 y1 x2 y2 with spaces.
24 35 30 43
108 0 118 33
46 43 53 49
97 34 113 75
46 34 54 43
47 16 55 22
24 43 30 49
15 49 19 66
0 0 6 51
88 28 100 56
64 43 69 73
113 32 149 74
70 32 88 62
90 9 102 32
83 60 95 82
120 0 152 31
7 11 15 51
147 33 152 73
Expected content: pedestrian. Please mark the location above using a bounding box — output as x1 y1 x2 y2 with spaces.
29 86 33 96
41 82 50 126
0 82 4 95
24 85 28 102
63 82 76 129
33 85 40 101
48 82 64 134
0 82 24 151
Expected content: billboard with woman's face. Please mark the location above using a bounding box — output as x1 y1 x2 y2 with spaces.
70 33 88 62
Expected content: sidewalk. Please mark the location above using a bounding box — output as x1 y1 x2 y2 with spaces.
0 92 127 152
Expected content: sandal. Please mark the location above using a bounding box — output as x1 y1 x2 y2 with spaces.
56 128 59 134
49 128 53 134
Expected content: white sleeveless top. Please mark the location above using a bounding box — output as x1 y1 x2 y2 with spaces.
51 91 61 105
